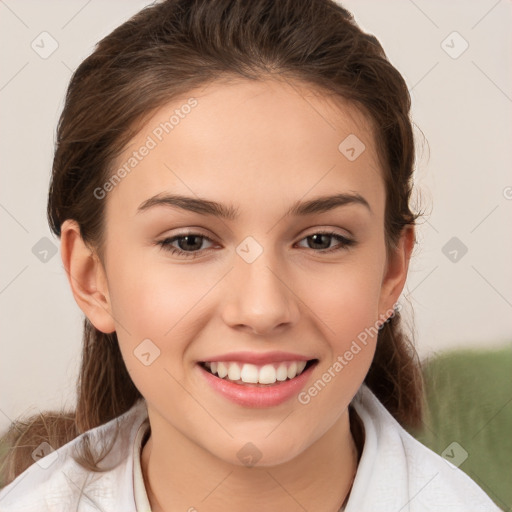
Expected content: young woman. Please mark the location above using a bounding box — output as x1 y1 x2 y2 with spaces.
0 0 502 511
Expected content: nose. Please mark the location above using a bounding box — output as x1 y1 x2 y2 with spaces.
221 250 300 336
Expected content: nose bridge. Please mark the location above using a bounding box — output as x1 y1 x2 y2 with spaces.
221 236 299 333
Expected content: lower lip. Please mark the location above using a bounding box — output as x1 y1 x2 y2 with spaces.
197 362 317 408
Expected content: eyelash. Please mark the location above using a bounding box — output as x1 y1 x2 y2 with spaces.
157 231 356 259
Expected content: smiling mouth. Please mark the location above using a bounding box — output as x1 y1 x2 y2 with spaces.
198 359 318 386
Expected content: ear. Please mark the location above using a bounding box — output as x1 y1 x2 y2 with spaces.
378 225 415 321
60 219 116 334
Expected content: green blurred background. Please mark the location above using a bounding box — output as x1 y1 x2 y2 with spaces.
409 346 512 512
1 346 511 510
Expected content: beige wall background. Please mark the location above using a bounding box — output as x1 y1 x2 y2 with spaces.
1 0 511 432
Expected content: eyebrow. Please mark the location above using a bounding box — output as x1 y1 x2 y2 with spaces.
137 192 372 219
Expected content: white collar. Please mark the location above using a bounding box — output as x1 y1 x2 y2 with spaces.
0 385 500 511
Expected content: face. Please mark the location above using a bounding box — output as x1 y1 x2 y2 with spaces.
76 78 408 467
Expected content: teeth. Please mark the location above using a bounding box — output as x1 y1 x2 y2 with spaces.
297 361 307 374
276 364 288 381
217 362 228 378
227 362 241 381
240 364 259 383
287 362 298 379
259 364 277 384
203 360 311 384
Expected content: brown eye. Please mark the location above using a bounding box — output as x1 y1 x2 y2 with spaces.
297 232 355 252
158 233 215 258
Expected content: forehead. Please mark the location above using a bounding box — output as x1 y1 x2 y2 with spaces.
106 77 384 220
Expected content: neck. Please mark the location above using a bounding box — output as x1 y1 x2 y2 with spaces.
141 407 360 512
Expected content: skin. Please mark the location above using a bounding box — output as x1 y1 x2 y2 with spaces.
61 78 414 511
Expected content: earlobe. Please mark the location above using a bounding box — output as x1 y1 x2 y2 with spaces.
60 219 116 334
378 225 415 320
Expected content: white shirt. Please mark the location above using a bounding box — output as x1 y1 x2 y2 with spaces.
133 416 151 512
0 385 502 511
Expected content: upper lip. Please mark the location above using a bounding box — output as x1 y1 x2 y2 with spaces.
199 351 315 365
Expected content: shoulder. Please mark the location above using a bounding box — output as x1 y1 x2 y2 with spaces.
0 399 148 512
346 385 502 512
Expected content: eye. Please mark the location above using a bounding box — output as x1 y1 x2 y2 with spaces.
157 230 355 259
296 231 355 253
157 232 216 259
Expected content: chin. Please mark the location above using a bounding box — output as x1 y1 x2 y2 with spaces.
211 435 308 469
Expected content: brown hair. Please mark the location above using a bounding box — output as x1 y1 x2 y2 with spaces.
0 0 424 487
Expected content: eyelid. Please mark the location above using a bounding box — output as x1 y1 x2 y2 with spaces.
156 230 217 259
159 226 352 243
295 230 355 251
300 225 353 239
157 231 217 248
156 228 356 259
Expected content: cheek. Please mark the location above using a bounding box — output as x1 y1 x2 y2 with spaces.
297 263 382 421
302 257 385 343
107 257 198 398
105 252 221 389
107 251 211 336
